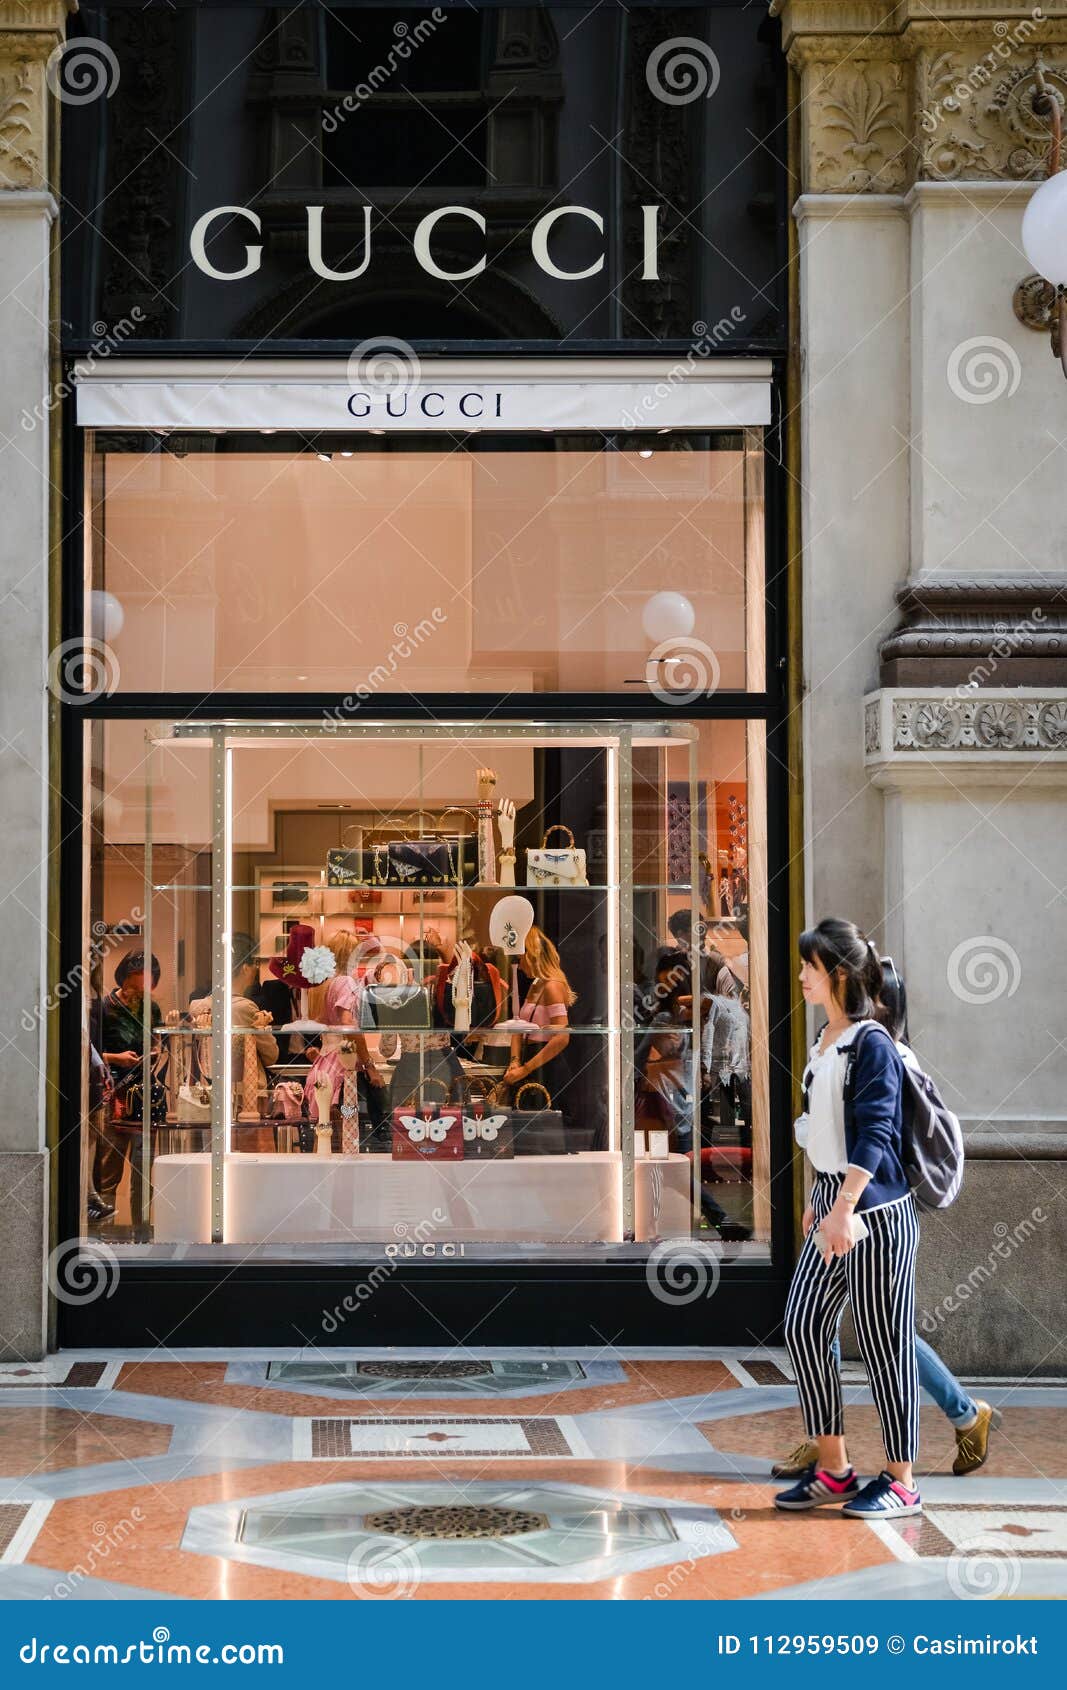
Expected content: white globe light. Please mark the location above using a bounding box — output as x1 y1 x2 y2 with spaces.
1022 171 1067 287
641 591 695 644
89 590 125 644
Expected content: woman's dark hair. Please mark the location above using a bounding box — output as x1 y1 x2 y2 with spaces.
114 950 161 989
652 948 692 1008
799 918 889 1025
879 956 909 1042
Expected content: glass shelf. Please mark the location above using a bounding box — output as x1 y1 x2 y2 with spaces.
152 882 696 894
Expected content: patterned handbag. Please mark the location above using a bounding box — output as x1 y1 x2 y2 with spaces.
374 836 479 887
461 1077 514 1161
525 825 588 887
360 983 432 1031
326 847 368 887
391 1077 464 1162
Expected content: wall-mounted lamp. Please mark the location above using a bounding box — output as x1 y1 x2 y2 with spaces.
1015 60 1067 376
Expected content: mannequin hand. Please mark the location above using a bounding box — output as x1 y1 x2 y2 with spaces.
497 798 516 849
477 766 497 800
802 1205 814 1237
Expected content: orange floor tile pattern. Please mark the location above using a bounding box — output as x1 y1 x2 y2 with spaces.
1 1356 1063 1601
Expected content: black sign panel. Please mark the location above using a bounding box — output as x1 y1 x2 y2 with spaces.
60 2 786 350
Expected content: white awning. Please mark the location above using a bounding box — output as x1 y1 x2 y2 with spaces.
73 356 773 432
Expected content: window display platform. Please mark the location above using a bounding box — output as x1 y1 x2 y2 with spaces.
151 1152 691 1246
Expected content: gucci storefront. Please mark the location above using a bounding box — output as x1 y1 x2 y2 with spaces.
53 0 792 1346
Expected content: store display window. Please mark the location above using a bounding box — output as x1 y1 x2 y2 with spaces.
77 432 770 1262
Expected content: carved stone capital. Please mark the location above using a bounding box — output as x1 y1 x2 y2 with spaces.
778 1 1067 189
0 2 75 192
796 51 912 192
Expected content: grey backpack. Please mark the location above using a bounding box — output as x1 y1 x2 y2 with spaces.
844 1025 964 1212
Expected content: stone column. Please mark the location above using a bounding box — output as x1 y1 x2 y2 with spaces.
777 0 1067 1372
0 0 70 1359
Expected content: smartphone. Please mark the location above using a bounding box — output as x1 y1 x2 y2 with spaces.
812 1212 870 1262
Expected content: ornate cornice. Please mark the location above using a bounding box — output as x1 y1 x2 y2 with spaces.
879 574 1067 686
865 688 1067 786
777 0 1067 189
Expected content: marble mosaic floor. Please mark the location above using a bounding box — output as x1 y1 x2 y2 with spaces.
0 1348 1064 1600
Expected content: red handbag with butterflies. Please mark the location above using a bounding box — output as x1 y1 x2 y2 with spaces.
391 1076 464 1162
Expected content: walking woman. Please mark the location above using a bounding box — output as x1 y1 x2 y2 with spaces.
776 918 922 1519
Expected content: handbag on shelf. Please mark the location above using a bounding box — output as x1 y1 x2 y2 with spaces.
461 1077 514 1161
525 825 588 888
176 1081 212 1124
326 847 369 887
360 982 432 1031
508 1080 594 1155
392 1076 464 1162
376 837 479 888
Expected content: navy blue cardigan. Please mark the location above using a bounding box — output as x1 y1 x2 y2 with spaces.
841 1023 910 1212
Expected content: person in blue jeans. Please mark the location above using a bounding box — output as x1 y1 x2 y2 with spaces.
774 956 1000 1479
772 1327 1000 1478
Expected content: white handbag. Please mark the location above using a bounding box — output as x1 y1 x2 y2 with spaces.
176 1082 212 1124
525 824 588 887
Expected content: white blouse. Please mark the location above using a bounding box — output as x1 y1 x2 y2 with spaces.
794 1020 872 1176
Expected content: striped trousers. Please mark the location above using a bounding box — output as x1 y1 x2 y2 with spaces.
783 1172 920 1464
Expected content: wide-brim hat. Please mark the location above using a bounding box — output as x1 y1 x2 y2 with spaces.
268 921 316 989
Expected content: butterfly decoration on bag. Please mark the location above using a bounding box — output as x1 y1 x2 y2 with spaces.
462 1112 510 1143
395 1115 456 1144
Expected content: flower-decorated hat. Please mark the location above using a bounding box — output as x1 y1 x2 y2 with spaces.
268 922 316 989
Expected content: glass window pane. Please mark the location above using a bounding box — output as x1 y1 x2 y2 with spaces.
80 718 767 1262
88 434 764 695
80 723 212 1246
